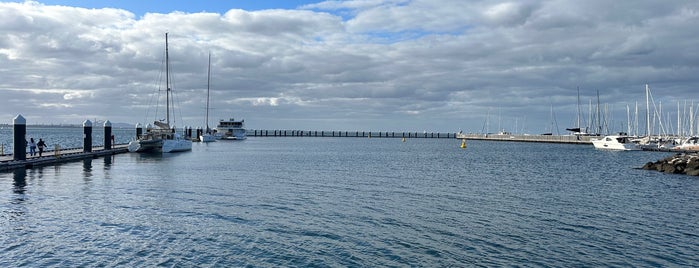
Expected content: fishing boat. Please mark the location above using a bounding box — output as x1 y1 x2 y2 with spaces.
591 135 641 151
216 118 247 140
199 53 216 143
128 33 192 153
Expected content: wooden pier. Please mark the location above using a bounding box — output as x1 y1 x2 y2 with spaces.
247 130 457 138
0 144 129 171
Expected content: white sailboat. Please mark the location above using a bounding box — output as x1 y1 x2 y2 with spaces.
199 53 216 143
128 33 192 153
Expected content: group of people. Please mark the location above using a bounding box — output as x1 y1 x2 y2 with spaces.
27 137 48 157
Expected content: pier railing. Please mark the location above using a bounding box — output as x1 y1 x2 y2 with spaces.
247 130 456 138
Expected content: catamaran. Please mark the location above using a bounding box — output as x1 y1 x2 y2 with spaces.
128 33 192 153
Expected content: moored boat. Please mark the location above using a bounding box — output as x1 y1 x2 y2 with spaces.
216 118 247 140
591 135 641 151
128 33 192 153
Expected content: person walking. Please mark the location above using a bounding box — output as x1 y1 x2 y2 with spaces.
28 138 37 156
37 138 47 157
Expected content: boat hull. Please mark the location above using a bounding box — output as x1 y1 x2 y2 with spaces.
162 139 192 153
199 134 216 143
127 139 163 152
591 135 641 151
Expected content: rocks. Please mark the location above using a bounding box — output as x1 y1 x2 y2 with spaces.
642 153 699 176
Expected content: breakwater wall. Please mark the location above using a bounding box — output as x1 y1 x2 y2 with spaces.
642 153 699 176
248 130 457 138
455 133 593 144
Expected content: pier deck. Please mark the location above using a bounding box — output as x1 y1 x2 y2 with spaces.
0 144 129 171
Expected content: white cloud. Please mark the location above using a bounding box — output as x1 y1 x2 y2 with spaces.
1 1 698 133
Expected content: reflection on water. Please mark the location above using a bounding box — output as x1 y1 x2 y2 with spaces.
82 159 92 179
12 168 26 196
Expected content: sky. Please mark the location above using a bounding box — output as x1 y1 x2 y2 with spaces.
1 0 699 135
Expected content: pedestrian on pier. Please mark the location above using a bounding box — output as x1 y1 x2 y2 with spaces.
37 138 47 157
28 138 37 156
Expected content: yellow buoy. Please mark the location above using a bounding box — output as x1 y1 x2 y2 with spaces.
460 139 467 149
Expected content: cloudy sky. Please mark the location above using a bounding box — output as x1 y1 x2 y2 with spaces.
1 0 698 134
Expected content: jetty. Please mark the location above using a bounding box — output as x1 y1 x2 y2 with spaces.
1 114 129 172
0 144 128 171
247 129 457 138
244 130 596 144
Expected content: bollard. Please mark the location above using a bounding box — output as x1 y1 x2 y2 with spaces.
54 144 61 158
104 120 112 150
83 120 92 152
13 114 26 161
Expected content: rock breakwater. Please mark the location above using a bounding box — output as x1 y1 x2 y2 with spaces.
642 153 699 176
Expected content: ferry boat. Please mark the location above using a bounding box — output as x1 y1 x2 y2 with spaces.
216 118 247 140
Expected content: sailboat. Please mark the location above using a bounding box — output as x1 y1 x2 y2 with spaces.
128 33 193 153
199 53 216 142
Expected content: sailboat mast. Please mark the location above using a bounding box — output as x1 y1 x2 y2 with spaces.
576 86 581 129
165 32 171 126
646 84 650 137
206 52 211 132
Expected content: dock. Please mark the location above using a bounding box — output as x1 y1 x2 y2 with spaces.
0 144 129 171
247 130 457 138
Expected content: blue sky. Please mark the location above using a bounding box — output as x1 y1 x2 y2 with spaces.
2 1 699 134
12 0 324 15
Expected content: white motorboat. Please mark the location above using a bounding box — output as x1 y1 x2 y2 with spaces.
128 33 192 153
672 136 699 151
591 135 641 151
216 118 247 140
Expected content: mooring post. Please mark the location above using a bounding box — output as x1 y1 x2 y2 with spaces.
104 120 112 150
83 120 92 152
13 114 26 161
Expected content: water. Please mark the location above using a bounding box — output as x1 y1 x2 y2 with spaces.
1 134 698 266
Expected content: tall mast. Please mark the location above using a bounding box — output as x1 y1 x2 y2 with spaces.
576 86 581 129
206 52 211 132
165 32 171 126
646 84 650 137
596 90 601 135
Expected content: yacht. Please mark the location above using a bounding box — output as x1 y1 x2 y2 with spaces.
216 118 247 140
128 33 192 153
591 135 641 151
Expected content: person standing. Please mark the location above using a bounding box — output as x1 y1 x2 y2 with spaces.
37 138 47 157
28 138 37 156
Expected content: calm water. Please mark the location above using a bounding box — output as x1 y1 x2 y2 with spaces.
1 135 698 267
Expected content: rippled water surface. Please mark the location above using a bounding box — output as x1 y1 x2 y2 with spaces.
1 135 698 266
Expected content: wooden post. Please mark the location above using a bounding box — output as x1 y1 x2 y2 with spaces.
13 114 26 161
